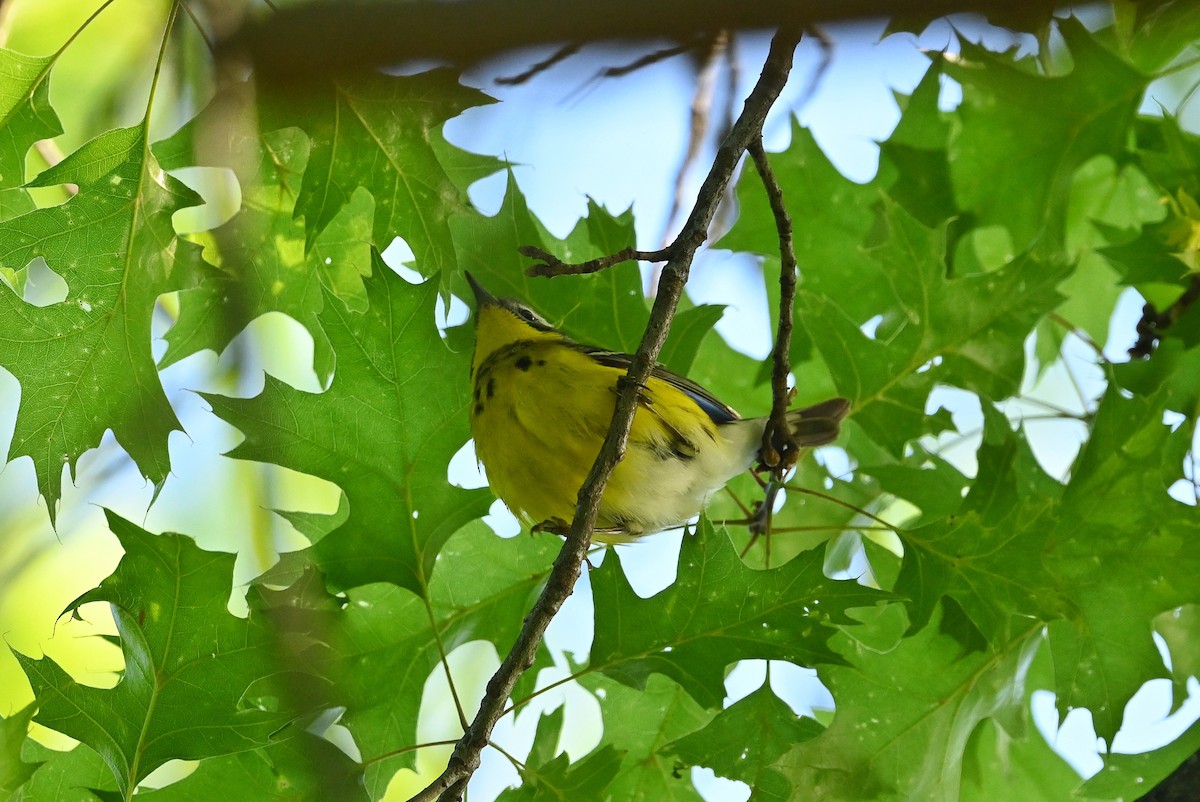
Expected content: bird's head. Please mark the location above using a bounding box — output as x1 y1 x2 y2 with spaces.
466 272 563 374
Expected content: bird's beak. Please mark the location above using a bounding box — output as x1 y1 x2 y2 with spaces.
465 271 498 308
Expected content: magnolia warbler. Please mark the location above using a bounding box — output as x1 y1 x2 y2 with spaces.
466 272 849 541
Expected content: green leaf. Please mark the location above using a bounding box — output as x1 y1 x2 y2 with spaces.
204 257 490 593
496 708 622 802
1035 155 1164 368
894 404 1065 644
12 511 315 797
588 520 889 709
684 326 775 418
959 702 1093 802
271 522 559 789
658 303 724 377
878 60 957 231
524 705 565 769
9 742 116 802
861 449 971 525
1115 338 1200 418
776 605 1043 802
665 685 823 800
1132 112 1200 202
153 123 371 380
947 18 1147 255
1 704 39 795
578 672 712 801
498 747 623 802
0 49 61 189
259 69 502 276
1118 0 1200 72
1155 604 1200 711
135 731 368 802
0 124 203 523
28 125 141 189
1047 384 1200 745
800 197 1067 455
450 178 650 354
1079 716 1200 799
721 122 886 328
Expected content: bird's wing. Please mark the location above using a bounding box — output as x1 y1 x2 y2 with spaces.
575 346 741 424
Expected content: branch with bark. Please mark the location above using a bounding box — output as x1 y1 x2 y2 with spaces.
406 26 802 802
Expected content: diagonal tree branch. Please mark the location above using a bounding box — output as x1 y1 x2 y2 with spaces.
406 26 802 802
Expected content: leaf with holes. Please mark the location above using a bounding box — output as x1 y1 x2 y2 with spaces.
0 125 203 523
1046 385 1200 746
496 707 623 802
577 672 713 801
203 256 491 593
258 68 503 280
11 512 316 797
947 18 1147 254
589 520 889 710
247 520 558 794
154 118 371 381
776 603 1042 802
666 685 824 801
0 48 62 189
798 197 1067 455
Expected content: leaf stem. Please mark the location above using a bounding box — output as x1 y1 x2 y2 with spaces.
424 593 471 731
179 0 217 54
49 0 123 61
782 484 901 534
362 738 462 767
143 0 182 132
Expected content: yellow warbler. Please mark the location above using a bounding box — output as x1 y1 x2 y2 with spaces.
467 272 849 540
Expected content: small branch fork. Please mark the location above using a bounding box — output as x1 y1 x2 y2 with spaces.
408 27 802 802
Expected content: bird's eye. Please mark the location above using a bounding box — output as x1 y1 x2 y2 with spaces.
517 307 537 322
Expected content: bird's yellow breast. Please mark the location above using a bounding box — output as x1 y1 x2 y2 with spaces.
469 337 740 538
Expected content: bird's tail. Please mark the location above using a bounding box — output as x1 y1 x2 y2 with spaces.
785 397 851 447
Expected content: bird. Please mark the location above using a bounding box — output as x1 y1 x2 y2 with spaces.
465 272 850 541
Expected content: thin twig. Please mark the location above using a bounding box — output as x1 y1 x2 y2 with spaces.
495 42 583 85
408 27 802 802
595 35 708 79
722 485 755 519
424 596 469 731
748 136 799 473
1047 311 1106 361
362 739 462 766
180 0 217 53
522 245 670 278
783 484 901 534
653 30 728 293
